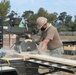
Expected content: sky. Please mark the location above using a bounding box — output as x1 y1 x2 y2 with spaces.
0 0 76 18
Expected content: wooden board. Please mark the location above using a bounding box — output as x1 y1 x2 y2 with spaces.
13 53 76 67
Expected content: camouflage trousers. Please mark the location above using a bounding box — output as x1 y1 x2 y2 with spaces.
38 45 64 57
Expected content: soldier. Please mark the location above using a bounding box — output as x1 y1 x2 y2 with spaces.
36 16 64 57
36 16 64 75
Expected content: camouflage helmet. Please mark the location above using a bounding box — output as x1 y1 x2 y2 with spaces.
36 17 47 29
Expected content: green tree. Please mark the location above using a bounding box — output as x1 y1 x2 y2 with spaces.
53 12 58 23
37 7 48 18
65 15 72 25
68 22 76 31
47 13 57 25
22 10 34 19
58 12 67 24
7 10 18 18
0 0 10 20
22 10 34 29
27 14 37 28
74 15 76 22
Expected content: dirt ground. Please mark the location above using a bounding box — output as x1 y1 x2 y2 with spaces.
2 35 76 75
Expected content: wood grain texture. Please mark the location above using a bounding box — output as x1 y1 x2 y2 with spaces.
13 53 76 67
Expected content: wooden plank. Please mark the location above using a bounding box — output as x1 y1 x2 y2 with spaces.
13 53 30 60
13 53 76 67
29 54 76 67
